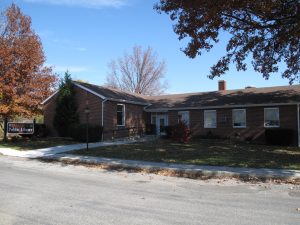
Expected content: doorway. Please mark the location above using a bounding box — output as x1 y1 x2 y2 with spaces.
151 113 168 135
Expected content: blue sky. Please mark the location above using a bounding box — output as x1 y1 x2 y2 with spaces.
1 0 292 94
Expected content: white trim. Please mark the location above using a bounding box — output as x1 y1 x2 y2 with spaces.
144 104 152 110
117 104 125 126
101 99 108 127
232 109 247 128
155 113 168 135
107 98 148 106
264 107 280 128
144 102 300 112
73 82 106 99
204 110 217 128
74 82 148 106
178 111 190 127
41 90 59 105
42 82 149 106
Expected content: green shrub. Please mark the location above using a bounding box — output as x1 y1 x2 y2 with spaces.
70 124 103 142
265 128 294 146
53 72 79 137
146 124 156 135
164 126 174 138
34 124 49 137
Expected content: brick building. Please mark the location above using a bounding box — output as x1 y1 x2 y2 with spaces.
42 80 300 146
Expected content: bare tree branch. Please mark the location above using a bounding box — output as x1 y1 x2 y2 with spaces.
106 45 167 95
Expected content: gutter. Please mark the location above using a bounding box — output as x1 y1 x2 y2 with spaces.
144 102 300 112
297 103 300 147
102 99 108 126
101 99 108 141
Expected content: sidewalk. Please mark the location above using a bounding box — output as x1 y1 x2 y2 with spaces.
1 139 300 181
46 153 300 180
0 139 145 158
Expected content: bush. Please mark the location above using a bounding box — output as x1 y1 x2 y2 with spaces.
70 124 103 142
34 124 49 137
171 122 191 143
265 128 294 146
164 126 174 138
53 72 79 137
146 124 156 135
19 123 49 138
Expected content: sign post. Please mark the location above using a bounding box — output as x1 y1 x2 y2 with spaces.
84 107 90 151
3 117 8 142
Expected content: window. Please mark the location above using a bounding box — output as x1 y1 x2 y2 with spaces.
151 115 156 124
178 111 190 127
204 110 217 128
232 109 246 128
264 108 280 127
117 104 125 126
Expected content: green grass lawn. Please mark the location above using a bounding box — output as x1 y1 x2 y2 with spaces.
71 139 300 170
0 137 78 151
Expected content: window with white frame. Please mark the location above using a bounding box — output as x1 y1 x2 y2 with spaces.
204 110 217 128
178 111 190 127
264 108 280 127
232 109 246 128
117 104 125 126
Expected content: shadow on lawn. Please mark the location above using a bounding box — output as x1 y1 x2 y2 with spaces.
35 156 300 185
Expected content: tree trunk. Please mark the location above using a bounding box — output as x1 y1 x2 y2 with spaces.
3 117 8 142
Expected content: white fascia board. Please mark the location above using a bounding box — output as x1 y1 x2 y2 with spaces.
106 98 149 106
74 82 149 106
144 102 300 112
40 90 59 105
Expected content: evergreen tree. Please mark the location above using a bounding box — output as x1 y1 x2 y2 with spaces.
53 72 79 137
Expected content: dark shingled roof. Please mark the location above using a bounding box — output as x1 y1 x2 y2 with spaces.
73 81 149 105
73 81 300 110
145 85 300 110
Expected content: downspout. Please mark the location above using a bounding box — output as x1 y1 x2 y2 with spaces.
297 104 300 147
101 99 108 141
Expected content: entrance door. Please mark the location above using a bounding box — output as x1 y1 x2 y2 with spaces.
157 116 166 135
152 114 168 135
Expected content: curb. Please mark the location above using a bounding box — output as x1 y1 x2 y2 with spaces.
40 154 300 183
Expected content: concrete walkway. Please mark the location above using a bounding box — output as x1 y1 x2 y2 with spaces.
1 138 299 180
46 153 300 180
0 139 144 158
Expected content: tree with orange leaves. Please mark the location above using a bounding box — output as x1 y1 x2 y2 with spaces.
0 4 57 141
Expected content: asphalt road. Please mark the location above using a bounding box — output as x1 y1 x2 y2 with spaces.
0 156 299 225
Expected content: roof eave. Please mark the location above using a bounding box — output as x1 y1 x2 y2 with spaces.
144 102 300 112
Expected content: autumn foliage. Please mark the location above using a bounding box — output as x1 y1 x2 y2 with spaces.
0 4 57 132
155 0 300 83
171 121 191 143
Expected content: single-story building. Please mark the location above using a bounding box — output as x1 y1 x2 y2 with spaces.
42 80 300 146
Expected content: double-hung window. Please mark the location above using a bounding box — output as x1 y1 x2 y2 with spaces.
264 108 279 127
117 104 125 126
178 111 190 127
204 110 217 128
232 109 246 128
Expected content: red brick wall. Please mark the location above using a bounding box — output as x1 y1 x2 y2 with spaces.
75 86 102 126
43 86 103 136
43 85 146 140
103 101 145 140
43 94 57 136
166 105 299 144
